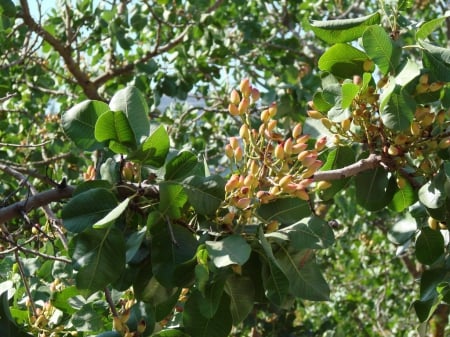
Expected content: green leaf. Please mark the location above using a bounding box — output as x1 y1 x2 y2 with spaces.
151 222 198 288
319 146 355 200
416 227 445 265
62 100 109 151
318 43 369 78
165 151 199 181
276 248 330 301
0 292 34 337
183 290 232 337
126 227 147 263
206 235 251 268
151 330 190 337
99 158 120 185
70 227 126 296
416 14 450 40
109 86 150 143
380 84 416 131
395 59 421 87
310 12 381 44
0 0 16 17
93 197 131 229
362 25 401 75
388 215 417 245
70 303 103 331
182 175 225 216
389 179 416 212
420 40 450 82
257 227 290 305
419 169 448 209
159 182 188 219
62 188 118 233
355 165 395 211
224 274 255 325
94 110 137 153
281 216 335 250
52 286 79 314
128 125 170 167
341 82 360 109
197 281 226 319
257 198 311 225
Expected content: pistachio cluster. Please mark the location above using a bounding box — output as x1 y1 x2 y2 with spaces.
221 78 327 228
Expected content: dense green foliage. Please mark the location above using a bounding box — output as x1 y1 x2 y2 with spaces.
0 1 449 336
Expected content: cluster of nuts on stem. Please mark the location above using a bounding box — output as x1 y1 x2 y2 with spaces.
308 73 449 181
221 78 327 229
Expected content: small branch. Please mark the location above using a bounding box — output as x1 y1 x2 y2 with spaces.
0 92 17 103
0 140 51 148
105 287 119 317
313 153 382 181
14 250 38 317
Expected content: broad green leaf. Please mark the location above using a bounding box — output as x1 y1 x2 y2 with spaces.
318 43 369 78
380 85 415 131
388 215 417 245
0 292 34 337
362 25 401 74
128 125 170 167
420 40 450 82
62 188 117 233
0 0 16 17
310 12 381 44
312 91 333 113
99 158 120 184
341 82 360 109
195 264 209 295
94 110 136 153
183 291 232 337
72 180 113 196
416 14 450 40
395 59 421 86
70 227 126 296
257 198 311 225
151 222 198 288
206 235 251 268
52 286 79 314
62 100 109 151
93 197 131 229
415 227 444 265
257 227 289 305
165 151 199 181
389 179 416 212
151 330 190 337
109 86 150 143
276 248 330 301
225 274 255 325
319 146 355 200
126 301 155 336
69 303 103 331
197 280 226 319
125 226 147 263
182 175 225 216
355 165 395 211
159 182 188 219
281 216 335 250
419 169 448 209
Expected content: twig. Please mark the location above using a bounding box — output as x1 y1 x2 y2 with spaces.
165 215 179 247
14 250 38 317
0 92 17 103
105 287 119 317
0 140 51 148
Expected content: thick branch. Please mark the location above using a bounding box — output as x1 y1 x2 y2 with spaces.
19 0 102 100
313 153 382 181
0 186 75 225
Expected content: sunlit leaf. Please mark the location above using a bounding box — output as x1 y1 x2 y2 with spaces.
128 125 170 167
281 216 335 250
93 197 131 229
318 43 369 78
206 235 251 268
94 110 136 153
257 198 311 225
225 274 255 325
182 175 225 216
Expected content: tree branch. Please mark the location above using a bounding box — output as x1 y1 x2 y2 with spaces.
313 153 382 181
18 0 103 100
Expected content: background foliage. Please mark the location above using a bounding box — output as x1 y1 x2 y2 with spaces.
0 0 450 336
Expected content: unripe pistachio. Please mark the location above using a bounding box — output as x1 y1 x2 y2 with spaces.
292 123 302 138
297 150 311 162
266 220 279 233
268 102 277 117
137 319 147 334
377 76 388 89
332 134 340 146
236 197 251 209
363 59 375 72
301 167 316 179
251 87 260 102
267 119 277 132
225 174 239 192
353 75 362 85
439 222 448 230
229 137 239 150
269 185 281 195
428 216 439 230
238 97 250 114
113 316 125 332
435 109 446 125
419 73 429 85
260 109 270 123
297 178 314 189
321 118 333 130
283 138 293 155
301 153 317 167
234 146 243 161
225 144 234 158
439 137 450 149
240 186 250 195
239 124 250 141
282 183 298 193
396 176 407 189
387 145 400 156
244 174 256 187
229 89 240 105
415 105 430 119
420 112 434 128
315 136 327 151
274 143 285 160
317 181 332 190
420 158 432 173
394 134 408 146
294 189 310 201
308 110 325 119
292 143 307 154
415 83 429 94
341 118 351 132
256 190 273 203
228 103 239 116
429 82 444 92
410 121 421 136
120 309 131 323
240 78 251 97
249 159 259 175
278 175 292 188
122 162 135 181
296 134 310 144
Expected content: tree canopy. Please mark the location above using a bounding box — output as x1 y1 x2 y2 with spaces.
0 0 450 336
